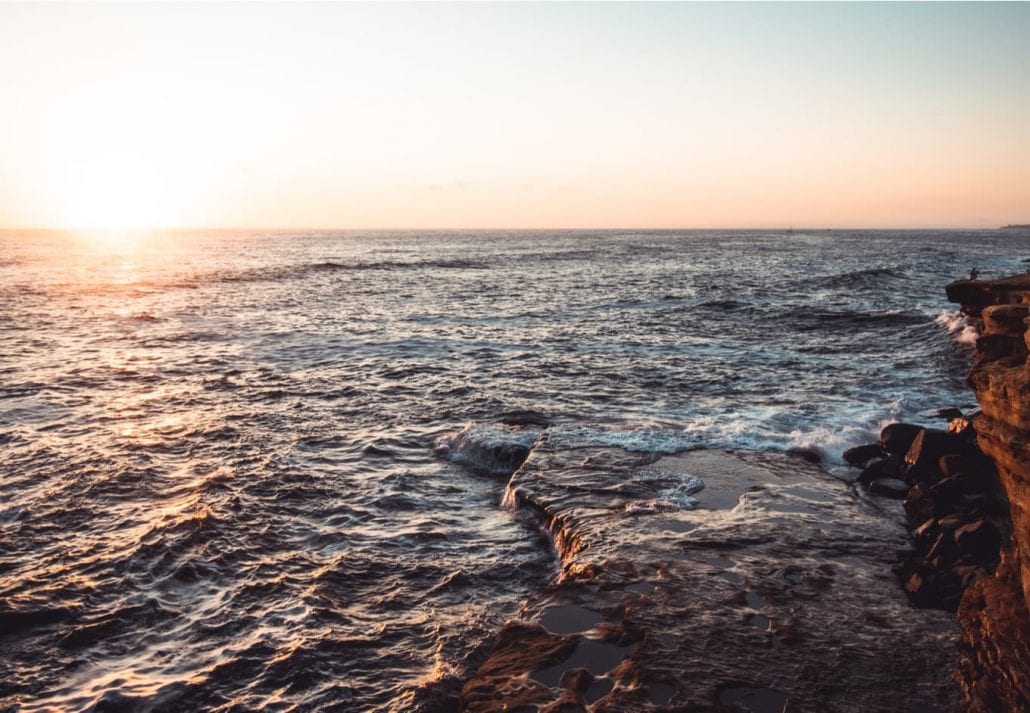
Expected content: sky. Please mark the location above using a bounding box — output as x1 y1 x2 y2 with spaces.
1 2 1028 230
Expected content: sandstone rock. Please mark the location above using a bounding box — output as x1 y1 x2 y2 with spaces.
843 443 885 467
974 334 1028 366
981 304 1030 337
947 417 975 438
880 423 923 455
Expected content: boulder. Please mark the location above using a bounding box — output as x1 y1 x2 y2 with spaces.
954 520 1002 563
936 407 965 421
905 429 971 483
842 444 885 467
938 454 988 481
867 478 909 500
903 484 937 522
857 454 905 485
880 423 923 456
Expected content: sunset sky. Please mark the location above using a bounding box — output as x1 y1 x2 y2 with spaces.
1 2 1028 230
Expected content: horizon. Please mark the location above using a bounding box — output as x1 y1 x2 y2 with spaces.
2 2 1029 231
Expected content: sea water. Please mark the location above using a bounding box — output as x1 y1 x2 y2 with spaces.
0 229 1025 710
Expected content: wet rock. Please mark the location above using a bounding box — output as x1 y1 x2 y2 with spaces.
464 443 962 710
936 407 965 420
785 446 821 464
904 429 970 483
857 454 905 485
843 443 884 467
495 410 554 428
867 478 909 499
880 423 923 456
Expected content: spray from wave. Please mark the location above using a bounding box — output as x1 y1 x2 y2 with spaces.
935 309 978 345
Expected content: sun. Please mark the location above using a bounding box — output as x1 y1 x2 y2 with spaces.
63 136 176 231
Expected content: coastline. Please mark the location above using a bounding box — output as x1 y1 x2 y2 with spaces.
445 274 1030 711
445 431 960 710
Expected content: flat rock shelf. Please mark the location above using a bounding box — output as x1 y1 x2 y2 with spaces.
460 439 962 712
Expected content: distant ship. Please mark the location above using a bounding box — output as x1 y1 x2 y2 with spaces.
786 226 794 235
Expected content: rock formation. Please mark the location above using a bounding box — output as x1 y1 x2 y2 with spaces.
454 432 960 711
946 275 1030 711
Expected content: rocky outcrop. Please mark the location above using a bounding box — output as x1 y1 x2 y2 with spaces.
947 276 1030 710
461 439 961 711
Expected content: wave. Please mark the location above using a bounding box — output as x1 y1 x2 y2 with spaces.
804 266 908 290
434 424 541 476
934 309 978 345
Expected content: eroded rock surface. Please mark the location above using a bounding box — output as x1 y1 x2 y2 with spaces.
947 276 1030 711
461 441 960 712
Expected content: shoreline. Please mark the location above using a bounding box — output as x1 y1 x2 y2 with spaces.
444 430 960 711
444 275 1030 711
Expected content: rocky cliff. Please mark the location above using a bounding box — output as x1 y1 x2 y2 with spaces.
946 275 1030 711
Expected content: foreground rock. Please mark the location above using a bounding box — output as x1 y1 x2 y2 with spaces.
460 440 960 711
947 275 1030 711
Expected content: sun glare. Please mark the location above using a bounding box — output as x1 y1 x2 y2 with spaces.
64 138 175 232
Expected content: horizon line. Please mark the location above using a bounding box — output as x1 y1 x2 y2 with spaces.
1 225 1025 233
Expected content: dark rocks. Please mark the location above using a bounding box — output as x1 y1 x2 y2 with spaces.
954 520 1001 562
843 443 885 467
867 478 909 499
785 446 821 463
842 409 1008 615
939 454 986 480
880 423 923 455
904 429 970 483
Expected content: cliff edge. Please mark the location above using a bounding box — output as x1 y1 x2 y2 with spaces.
946 276 1030 711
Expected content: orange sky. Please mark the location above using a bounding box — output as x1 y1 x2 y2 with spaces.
1 2 1028 230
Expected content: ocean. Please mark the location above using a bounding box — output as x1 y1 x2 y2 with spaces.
0 229 1025 710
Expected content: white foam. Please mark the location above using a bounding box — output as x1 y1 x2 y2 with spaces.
546 426 696 454
435 424 541 475
935 309 978 345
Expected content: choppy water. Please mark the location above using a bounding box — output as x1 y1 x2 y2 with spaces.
0 229 1025 711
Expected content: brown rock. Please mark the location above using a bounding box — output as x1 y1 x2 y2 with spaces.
982 304 1030 337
